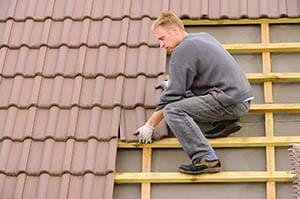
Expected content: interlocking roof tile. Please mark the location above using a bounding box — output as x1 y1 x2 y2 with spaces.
127 18 158 46
129 0 169 19
0 46 129 78
0 0 131 21
0 18 129 48
0 76 125 108
1 0 300 198
0 173 114 199
120 108 169 142
1 0 299 22
0 139 117 175
0 107 120 141
79 77 123 108
120 107 153 141
122 75 164 108
288 145 300 198
84 46 126 77
170 0 300 19
124 46 166 76
1 45 164 78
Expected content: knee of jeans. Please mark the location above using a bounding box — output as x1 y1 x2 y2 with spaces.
164 102 181 116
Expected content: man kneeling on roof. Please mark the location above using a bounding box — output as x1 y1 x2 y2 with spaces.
133 11 254 175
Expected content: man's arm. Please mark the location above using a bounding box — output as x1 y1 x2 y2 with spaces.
133 110 164 144
147 110 164 128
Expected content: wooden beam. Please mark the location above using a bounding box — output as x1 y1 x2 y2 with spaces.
141 148 152 199
183 18 300 25
246 73 300 83
168 73 300 83
250 104 300 112
261 21 276 199
166 43 300 54
118 136 300 148
115 171 294 183
224 43 300 53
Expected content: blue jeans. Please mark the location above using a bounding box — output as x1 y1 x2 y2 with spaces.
163 94 250 162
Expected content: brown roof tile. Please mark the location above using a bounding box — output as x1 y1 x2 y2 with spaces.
122 75 164 108
0 0 131 21
120 108 170 142
84 46 127 77
288 145 300 198
0 139 117 175
0 106 120 141
129 0 169 19
0 46 129 78
1 0 299 198
0 18 129 48
2 0 299 21
120 107 150 141
124 46 166 76
0 45 166 78
170 0 300 19
0 173 114 199
127 18 159 46
0 76 126 108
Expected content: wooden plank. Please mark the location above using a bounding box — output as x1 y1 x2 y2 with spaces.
261 21 276 199
250 103 300 112
267 182 276 199
168 72 300 82
266 146 275 172
246 73 300 83
265 113 275 173
141 148 152 199
166 43 300 54
264 81 273 103
115 171 294 183
224 43 300 53
142 148 152 172
118 136 300 148
183 18 300 25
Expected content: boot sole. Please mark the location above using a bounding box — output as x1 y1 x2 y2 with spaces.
205 122 242 138
178 166 221 175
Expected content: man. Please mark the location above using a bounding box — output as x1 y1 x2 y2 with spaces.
134 11 254 175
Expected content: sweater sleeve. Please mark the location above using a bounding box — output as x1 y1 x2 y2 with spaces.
155 44 196 111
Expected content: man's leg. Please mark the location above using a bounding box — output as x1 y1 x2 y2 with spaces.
163 94 231 174
204 101 250 138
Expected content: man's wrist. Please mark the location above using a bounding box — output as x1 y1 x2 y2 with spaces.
145 123 155 130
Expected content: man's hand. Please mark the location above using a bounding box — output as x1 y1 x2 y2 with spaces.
133 123 155 144
155 80 169 90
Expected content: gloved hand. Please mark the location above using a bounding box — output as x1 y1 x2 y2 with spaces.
133 123 155 144
155 80 169 90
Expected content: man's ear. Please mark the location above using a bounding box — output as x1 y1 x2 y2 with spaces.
169 25 179 35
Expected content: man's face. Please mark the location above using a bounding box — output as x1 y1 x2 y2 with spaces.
153 25 180 52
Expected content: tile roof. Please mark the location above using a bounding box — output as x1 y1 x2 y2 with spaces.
288 145 300 198
170 0 300 19
0 0 299 198
1 0 299 21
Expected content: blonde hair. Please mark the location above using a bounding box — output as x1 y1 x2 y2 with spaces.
151 11 185 32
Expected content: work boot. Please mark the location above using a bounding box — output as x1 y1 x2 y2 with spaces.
179 158 221 175
204 119 242 138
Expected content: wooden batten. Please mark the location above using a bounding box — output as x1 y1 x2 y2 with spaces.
115 171 294 184
118 136 300 148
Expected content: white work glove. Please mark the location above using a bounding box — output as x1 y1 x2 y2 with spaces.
155 80 169 91
133 123 155 144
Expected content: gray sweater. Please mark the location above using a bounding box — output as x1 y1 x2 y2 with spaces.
156 33 253 111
